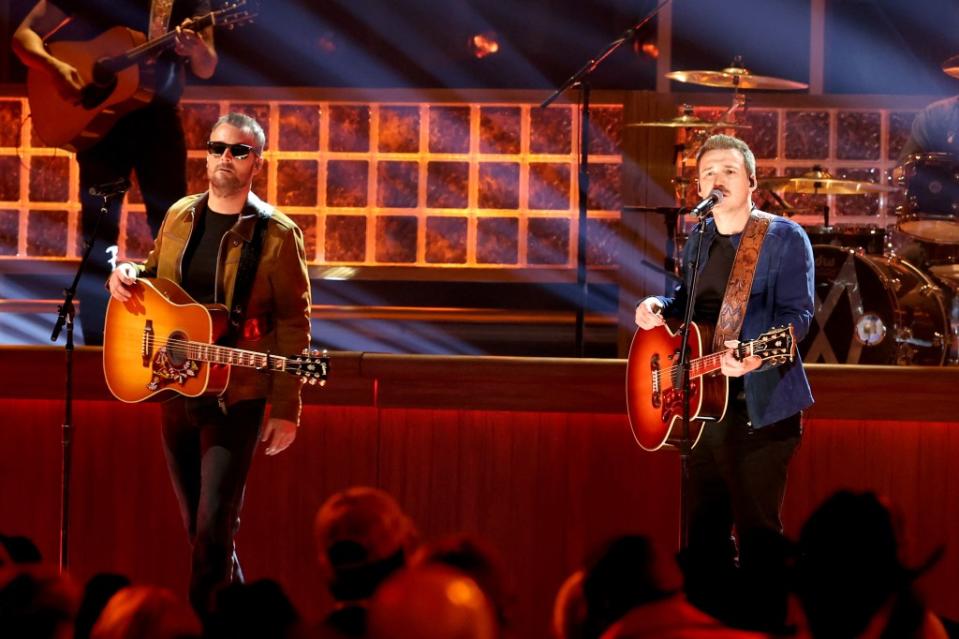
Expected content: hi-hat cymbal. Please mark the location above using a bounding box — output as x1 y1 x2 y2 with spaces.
758 169 898 195
626 113 751 129
942 54 959 79
666 66 808 91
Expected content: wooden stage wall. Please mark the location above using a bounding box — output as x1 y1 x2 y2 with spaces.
0 347 957 638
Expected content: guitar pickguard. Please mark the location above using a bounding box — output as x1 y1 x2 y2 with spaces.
662 380 699 424
146 346 200 391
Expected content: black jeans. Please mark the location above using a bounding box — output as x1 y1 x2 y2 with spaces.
160 396 266 616
77 102 187 345
683 392 801 631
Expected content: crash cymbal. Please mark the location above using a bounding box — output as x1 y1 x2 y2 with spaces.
942 54 959 79
758 169 898 195
626 113 751 129
666 66 808 91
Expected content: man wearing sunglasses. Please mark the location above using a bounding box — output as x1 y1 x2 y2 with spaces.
107 112 311 616
12 0 217 345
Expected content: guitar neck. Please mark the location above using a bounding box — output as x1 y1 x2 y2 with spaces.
183 340 289 373
100 15 214 73
689 350 727 378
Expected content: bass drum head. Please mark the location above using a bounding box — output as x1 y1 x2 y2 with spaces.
802 245 948 365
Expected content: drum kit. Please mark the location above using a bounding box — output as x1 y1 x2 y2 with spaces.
627 58 959 366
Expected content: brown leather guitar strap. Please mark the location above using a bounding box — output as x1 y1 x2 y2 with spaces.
712 210 774 352
148 0 175 40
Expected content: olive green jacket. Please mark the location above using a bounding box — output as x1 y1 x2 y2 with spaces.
130 191 311 423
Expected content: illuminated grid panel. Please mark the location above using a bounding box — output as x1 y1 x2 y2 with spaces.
682 106 917 230
0 97 623 268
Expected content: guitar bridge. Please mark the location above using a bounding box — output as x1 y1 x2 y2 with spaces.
650 352 661 408
142 320 154 367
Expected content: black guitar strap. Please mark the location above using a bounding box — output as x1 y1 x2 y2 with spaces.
226 213 269 344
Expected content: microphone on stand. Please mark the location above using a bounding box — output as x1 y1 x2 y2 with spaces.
88 177 131 198
689 189 724 217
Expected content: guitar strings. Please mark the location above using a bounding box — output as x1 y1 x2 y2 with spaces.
654 337 783 386
114 329 288 368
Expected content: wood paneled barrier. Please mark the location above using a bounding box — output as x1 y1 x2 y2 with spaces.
0 347 957 637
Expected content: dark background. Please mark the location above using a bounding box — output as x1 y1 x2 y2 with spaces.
1 0 957 94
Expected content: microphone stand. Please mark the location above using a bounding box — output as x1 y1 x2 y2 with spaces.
50 187 125 573
541 0 673 356
675 211 710 549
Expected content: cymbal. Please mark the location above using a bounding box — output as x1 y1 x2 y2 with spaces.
666 66 808 91
626 113 751 129
942 54 959 79
761 205 815 216
758 169 898 195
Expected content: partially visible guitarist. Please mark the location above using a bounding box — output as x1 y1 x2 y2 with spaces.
12 0 217 345
634 135 815 633
106 112 311 616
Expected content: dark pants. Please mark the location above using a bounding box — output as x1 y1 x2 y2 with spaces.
160 396 265 616
682 394 801 632
77 102 187 345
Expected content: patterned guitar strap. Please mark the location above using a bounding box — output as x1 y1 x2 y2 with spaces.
148 0 175 40
711 210 774 354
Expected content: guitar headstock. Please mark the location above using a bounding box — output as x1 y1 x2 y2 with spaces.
286 349 330 386
750 325 796 367
185 1 258 32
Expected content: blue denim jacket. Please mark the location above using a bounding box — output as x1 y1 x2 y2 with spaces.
656 214 815 427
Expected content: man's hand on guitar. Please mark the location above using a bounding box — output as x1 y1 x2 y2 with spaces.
720 340 762 377
173 22 217 79
107 263 138 302
635 297 665 330
48 59 83 103
262 418 297 456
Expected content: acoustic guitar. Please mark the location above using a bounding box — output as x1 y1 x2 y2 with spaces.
28 1 255 152
625 322 795 451
103 277 327 403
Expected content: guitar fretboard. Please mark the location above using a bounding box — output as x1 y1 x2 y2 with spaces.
148 334 286 372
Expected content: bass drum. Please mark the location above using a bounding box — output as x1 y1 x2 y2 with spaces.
802 245 949 365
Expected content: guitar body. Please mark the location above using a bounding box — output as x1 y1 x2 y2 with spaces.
625 322 729 451
103 278 230 403
28 27 155 152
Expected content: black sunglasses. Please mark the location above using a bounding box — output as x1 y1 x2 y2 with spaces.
206 141 258 159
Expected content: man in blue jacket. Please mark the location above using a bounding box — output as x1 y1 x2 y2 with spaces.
635 134 815 631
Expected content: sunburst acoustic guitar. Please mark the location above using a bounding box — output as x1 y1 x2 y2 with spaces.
625 322 796 452
103 277 327 404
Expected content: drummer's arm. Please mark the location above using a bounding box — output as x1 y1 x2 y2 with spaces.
898 107 933 161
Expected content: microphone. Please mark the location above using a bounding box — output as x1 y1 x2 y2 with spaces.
88 177 131 198
689 189 724 217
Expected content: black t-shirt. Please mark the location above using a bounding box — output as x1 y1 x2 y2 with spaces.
47 0 210 104
694 232 737 327
181 206 238 304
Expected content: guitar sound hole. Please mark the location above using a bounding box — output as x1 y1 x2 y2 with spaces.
165 330 190 365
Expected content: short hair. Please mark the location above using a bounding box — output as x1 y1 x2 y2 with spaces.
695 134 756 178
212 112 266 153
